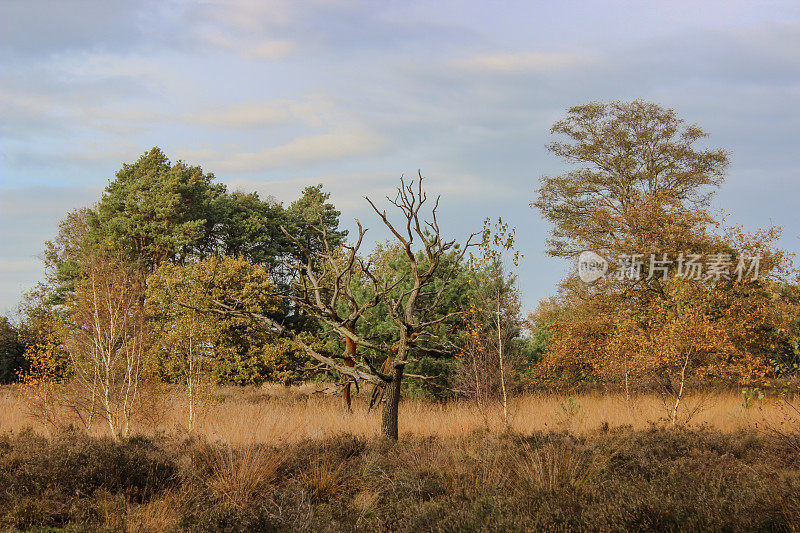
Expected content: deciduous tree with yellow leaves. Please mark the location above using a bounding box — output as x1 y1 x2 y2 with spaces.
530 101 799 421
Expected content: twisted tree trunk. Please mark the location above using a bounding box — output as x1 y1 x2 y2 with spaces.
341 334 357 413
381 365 404 440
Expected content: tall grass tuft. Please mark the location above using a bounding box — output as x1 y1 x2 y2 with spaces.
126 491 184 533
300 455 349 502
192 440 283 509
515 437 604 493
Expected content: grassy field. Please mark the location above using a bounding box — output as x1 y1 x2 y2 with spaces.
3 384 799 443
1 385 800 531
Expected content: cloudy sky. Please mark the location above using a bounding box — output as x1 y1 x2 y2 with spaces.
1 0 798 316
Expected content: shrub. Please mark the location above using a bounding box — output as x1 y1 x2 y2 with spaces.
0 428 177 529
189 439 283 510
2 426 800 531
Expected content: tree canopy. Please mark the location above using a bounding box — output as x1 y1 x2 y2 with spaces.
531 101 799 398
532 100 729 260
89 147 228 271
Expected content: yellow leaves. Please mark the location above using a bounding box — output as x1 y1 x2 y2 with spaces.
537 268 799 388
17 331 69 426
18 333 65 387
149 255 278 317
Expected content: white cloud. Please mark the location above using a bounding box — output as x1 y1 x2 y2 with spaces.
200 30 295 60
206 129 386 173
54 51 181 90
422 172 515 200
225 171 515 214
187 102 291 128
454 52 592 73
226 172 395 212
200 0 297 32
1 87 336 139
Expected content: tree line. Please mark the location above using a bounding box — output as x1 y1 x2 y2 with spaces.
3 148 528 439
2 101 798 439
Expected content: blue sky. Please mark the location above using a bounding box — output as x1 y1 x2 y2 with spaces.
1 0 798 316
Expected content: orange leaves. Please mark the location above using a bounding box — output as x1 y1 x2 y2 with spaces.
17 331 67 427
19 335 62 388
530 101 799 394
538 267 798 390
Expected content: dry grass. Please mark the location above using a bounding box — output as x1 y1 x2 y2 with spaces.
299 455 349 502
515 438 605 493
192 440 284 509
125 490 185 533
1 383 798 445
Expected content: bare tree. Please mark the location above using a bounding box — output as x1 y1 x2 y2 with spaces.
363 176 476 438
205 176 474 440
279 218 391 413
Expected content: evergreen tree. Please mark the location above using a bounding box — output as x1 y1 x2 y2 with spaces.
0 317 26 384
89 147 227 271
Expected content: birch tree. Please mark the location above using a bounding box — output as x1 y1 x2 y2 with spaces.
66 252 148 440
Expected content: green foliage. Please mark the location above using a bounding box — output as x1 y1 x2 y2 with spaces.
210 334 321 386
148 255 276 383
740 387 765 409
90 147 228 271
0 317 26 384
21 147 352 388
404 357 453 399
285 184 347 263
215 191 290 274
342 241 474 398
339 234 529 399
555 397 583 426
523 298 571 368
39 208 93 307
358 241 472 347
147 255 320 386
259 336 319 385
41 151 344 307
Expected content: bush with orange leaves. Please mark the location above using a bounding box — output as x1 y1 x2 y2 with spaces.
17 329 70 429
532 228 799 424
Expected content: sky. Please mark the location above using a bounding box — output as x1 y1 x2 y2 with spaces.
1 0 799 317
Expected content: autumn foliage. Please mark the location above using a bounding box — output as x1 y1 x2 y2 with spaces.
531 102 800 414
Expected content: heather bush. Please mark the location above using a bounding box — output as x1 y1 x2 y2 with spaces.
1 426 799 531
0 427 178 529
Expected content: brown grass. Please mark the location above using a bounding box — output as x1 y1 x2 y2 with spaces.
192 440 284 509
125 490 185 533
1 383 798 445
515 438 605 493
